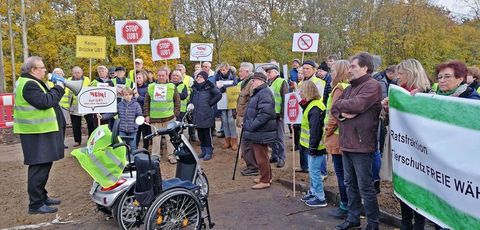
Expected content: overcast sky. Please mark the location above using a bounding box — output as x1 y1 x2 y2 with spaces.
435 0 472 17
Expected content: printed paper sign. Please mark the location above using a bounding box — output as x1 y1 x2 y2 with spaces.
190 43 213 61
227 85 241 109
76 35 106 59
389 85 480 229
292 33 319 53
115 20 150 45
283 92 303 124
153 85 167 101
151 37 180 61
78 87 117 114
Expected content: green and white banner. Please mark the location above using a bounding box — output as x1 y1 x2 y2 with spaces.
389 85 480 229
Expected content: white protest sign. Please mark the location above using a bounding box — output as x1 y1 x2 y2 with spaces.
284 92 303 124
283 64 288 80
115 20 150 45
78 87 117 114
292 33 319 53
254 63 280 73
216 80 233 110
190 43 213 61
151 37 180 61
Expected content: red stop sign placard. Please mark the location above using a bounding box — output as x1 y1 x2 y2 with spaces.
287 94 300 122
121 21 143 43
156 39 174 59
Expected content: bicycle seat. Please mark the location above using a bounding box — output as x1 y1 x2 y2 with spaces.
162 178 199 191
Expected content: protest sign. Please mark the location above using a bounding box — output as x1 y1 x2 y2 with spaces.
283 92 302 124
227 85 241 109
216 80 233 110
292 33 319 53
190 43 213 61
78 87 117 114
151 37 180 61
76 35 106 59
389 85 480 229
115 20 150 45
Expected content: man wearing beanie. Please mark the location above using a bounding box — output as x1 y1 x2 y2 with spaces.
242 72 277 189
189 71 222 161
317 61 333 112
113 66 133 102
265 65 288 168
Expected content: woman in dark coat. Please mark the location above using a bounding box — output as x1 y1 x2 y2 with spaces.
190 71 222 161
243 72 277 190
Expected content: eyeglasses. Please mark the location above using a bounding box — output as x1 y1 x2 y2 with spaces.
437 75 454 80
35 66 46 70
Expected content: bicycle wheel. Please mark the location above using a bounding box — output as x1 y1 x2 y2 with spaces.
113 187 148 229
195 171 209 197
144 188 202 230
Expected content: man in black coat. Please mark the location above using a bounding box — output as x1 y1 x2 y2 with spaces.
243 72 277 190
14 56 65 214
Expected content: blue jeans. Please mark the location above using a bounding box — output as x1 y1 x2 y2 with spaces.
372 150 382 181
332 154 348 206
220 110 237 138
119 131 137 153
343 151 379 227
299 146 309 170
306 151 326 201
321 154 327 177
269 118 286 161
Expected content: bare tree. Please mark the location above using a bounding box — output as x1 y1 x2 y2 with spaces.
21 0 28 61
7 0 16 88
463 0 480 19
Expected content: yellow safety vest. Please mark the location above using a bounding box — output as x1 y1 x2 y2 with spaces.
176 83 189 113
148 83 175 118
71 125 127 188
13 77 59 134
300 99 326 150
298 76 326 101
270 77 286 114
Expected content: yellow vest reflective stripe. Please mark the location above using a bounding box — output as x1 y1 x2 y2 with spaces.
148 83 175 118
70 125 127 187
59 77 72 109
300 99 326 150
176 83 188 113
270 77 286 114
13 77 59 134
324 82 350 135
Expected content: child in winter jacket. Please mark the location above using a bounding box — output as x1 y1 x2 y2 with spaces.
100 88 143 153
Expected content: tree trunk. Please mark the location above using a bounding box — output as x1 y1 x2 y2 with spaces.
21 0 29 61
0 16 5 93
8 0 16 89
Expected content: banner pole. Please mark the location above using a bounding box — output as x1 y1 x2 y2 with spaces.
132 44 137 89
89 58 92 79
293 129 296 197
301 52 305 64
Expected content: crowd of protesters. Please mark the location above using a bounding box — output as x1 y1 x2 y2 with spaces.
19 52 479 230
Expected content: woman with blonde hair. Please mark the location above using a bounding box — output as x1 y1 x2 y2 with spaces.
324 60 350 218
381 59 431 230
298 80 328 207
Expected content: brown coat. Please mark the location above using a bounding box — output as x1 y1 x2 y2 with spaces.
331 74 382 154
144 86 181 123
236 75 254 127
324 84 347 155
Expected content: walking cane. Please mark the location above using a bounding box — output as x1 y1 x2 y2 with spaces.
232 128 244 180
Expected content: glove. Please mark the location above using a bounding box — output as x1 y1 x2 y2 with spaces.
220 86 226 93
56 81 65 88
